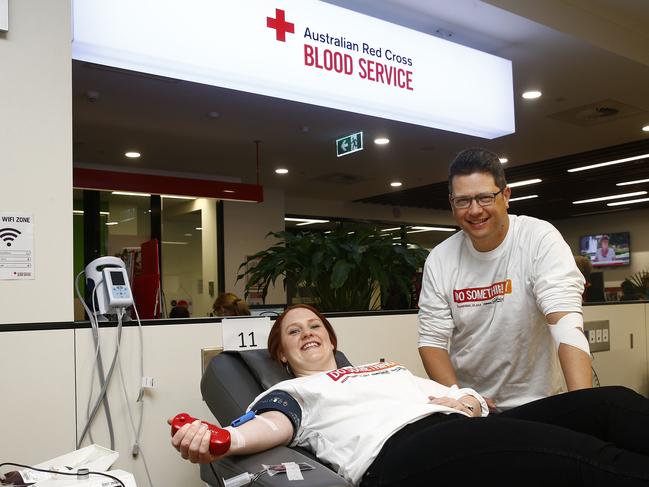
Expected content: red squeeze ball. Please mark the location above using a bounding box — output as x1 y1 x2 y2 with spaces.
171 413 231 456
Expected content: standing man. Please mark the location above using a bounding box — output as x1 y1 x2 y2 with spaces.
418 148 591 411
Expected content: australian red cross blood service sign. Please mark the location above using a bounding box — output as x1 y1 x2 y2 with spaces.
72 0 514 139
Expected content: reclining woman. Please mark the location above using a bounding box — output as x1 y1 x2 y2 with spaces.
171 304 649 486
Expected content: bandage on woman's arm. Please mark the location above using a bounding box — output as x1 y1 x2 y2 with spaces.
225 389 302 457
224 411 294 455
171 412 294 464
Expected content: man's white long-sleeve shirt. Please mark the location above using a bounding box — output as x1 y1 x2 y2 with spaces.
418 214 584 409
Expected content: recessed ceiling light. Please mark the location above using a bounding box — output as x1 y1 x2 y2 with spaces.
374 138 390 145
125 151 141 158
111 191 151 197
223 190 236 193
508 178 542 188
509 194 539 202
567 153 649 172
275 168 289 174
390 181 402 187
616 178 649 186
607 197 649 207
499 157 508 164
642 125 649 132
522 90 542 99
572 191 647 204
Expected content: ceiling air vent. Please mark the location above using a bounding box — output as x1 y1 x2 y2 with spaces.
548 99 645 126
576 106 619 120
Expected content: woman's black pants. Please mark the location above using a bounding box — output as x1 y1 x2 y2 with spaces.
360 386 649 486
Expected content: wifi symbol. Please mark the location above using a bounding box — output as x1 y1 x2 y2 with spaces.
0 228 21 247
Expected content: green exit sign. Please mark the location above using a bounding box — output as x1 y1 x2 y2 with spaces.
336 132 363 157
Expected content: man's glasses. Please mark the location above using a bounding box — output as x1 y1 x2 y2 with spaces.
450 189 504 209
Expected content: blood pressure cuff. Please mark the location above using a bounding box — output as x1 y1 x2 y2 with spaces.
250 390 302 441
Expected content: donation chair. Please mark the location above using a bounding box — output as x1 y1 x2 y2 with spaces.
200 349 353 487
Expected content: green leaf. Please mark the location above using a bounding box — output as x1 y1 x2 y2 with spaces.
330 259 353 289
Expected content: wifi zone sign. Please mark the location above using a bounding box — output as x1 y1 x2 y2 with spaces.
0 227 21 247
0 213 33 279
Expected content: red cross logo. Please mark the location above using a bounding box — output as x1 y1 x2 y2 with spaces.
267 8 294 42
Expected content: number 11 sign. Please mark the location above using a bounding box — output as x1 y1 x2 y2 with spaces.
221 316 272 352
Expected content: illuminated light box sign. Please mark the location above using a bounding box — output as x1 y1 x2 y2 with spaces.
72 1 514 139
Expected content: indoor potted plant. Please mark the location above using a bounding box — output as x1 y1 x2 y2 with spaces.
621 269 649 300
237 225 429 311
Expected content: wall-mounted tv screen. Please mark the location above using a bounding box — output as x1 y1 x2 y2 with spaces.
579 232 630 267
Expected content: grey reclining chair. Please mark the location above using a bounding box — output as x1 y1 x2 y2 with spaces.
200 349 353 487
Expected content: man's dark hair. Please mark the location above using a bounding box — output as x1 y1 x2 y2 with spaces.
448 148 507 193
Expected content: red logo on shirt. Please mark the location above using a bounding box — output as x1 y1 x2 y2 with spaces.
453 279 512 303
327 361 399 381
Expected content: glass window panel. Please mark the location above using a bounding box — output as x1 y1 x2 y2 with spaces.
102 192 151 257
161 197 217 318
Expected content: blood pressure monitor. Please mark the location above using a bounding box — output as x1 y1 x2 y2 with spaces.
102 267 134 308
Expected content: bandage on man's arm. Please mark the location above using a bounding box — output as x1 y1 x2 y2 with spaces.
547 311 593 391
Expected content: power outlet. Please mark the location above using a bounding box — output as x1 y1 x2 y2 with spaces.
588 330 596 344
584 320 610 353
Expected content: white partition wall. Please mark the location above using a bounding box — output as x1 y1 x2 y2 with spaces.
0 329 77 464
584 304 649 395
0 0 73 324
1 306 648 486
331 312 425 377
74 323 219 486
224 189 286 303
0 313 425 486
